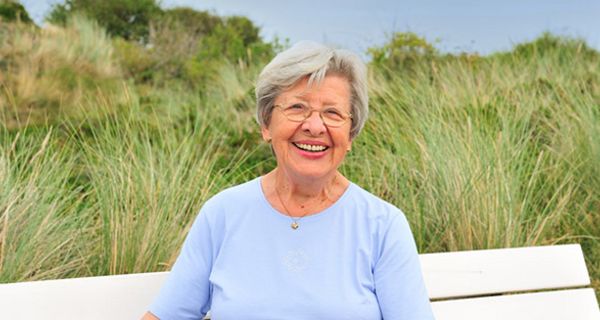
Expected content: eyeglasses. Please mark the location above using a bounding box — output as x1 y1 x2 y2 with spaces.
273 102 352 128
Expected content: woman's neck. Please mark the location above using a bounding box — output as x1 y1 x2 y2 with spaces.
263 168 349 217
277 169 335 199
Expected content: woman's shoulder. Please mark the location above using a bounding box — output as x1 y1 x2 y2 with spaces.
345 182 407 223
213 178 261 199
188 178 264 237
202 177 262 211
349 183 402 213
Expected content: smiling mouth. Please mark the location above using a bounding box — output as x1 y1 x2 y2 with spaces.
293 142 329 152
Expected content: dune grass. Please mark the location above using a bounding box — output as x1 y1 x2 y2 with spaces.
0 18 598 300
0 127 91 282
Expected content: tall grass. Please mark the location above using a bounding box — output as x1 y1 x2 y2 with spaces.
342 44 599 298
346 53 599 251
0 128 91 282
77 89 253 275
0 18 598 300
0 16 124 129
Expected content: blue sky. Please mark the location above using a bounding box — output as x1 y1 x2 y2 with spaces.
21 0 600 56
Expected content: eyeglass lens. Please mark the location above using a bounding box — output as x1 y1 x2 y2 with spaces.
278 103 350 127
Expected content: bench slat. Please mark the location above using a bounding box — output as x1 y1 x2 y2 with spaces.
420 244 591 299
0 272 169 320
0 245 596 319
431 288 600 320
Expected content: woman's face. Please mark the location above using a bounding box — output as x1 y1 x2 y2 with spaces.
262 74 353 181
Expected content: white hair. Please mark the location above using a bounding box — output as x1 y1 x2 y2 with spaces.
255 41 368 139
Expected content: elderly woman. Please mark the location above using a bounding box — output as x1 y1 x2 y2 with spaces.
143 41 434 320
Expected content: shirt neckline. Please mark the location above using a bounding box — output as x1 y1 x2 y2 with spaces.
255 176 355 224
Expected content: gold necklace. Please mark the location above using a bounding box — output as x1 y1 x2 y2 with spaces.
275 185 307 230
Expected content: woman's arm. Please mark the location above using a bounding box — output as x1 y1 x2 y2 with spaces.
147 205 217 319
375 213 435 320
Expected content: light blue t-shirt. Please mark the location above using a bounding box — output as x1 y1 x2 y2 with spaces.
150 177 434 320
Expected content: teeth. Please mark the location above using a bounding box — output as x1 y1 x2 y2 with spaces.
295 143 327 152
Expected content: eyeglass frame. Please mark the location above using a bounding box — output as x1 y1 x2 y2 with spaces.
272 102 353 128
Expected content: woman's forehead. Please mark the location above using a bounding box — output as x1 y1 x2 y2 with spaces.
280 76 350 101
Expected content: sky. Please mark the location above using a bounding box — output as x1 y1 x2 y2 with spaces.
21 0 600 57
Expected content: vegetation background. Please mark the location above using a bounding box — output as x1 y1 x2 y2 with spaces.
1 0 598 302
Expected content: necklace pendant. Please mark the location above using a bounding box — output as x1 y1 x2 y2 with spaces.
291 222 299 230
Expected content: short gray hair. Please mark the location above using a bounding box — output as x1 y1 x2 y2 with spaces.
256 41 368 139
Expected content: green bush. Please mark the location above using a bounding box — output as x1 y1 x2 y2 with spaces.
0 0 32 24
157 7 221 38
109 7 275 90
368 32 438 74
44 3 275 90
184 15 275 88
510 32 599 61
47 0 160 42
128 8 225 86
113 37 155 83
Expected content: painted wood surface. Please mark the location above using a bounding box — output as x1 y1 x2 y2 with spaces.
421 244 591 299
431 288 600 320
0 244 597 319
0 272 168 320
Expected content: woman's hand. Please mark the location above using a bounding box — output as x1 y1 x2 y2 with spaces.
140 311 159 320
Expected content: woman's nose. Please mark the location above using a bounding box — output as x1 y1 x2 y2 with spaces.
301 110 327 135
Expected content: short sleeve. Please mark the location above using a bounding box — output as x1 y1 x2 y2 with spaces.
374 213 435 320
149 206 215 320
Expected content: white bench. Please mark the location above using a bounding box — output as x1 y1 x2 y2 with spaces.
0 244 598 319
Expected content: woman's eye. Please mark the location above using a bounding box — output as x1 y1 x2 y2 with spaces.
325 109 344 118
285 104 307 114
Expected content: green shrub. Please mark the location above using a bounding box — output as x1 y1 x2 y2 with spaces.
157 7 221 38
510 32 599 60
112 37 155 83
184 15 275 89
368 32 438 74
0 0 32 24
47 0 160 42
109 7 276 90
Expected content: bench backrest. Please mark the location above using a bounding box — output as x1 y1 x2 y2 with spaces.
422 244 599 319
0 244 598 319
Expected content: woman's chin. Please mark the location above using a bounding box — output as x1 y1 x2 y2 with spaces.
284 164 338 182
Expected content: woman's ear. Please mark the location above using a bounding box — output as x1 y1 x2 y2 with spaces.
261 126 271 143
